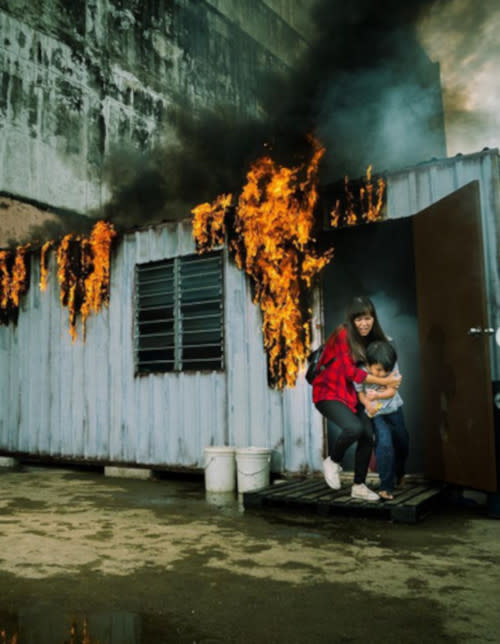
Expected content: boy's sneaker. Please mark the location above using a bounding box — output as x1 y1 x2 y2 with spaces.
351 483 380 502
323 457 342 490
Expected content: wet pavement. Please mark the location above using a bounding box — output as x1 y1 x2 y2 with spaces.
0 465 499 643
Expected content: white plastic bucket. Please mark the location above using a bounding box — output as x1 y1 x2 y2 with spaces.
204 446 236 493
235 447 271 493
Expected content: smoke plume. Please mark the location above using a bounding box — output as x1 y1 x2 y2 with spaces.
25 0 457 240
417 0 500 155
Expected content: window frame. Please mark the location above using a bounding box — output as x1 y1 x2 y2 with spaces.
134 250 225 375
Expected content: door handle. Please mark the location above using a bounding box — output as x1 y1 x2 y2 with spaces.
468 327 495 336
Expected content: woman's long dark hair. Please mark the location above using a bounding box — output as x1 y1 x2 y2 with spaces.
327 296 388 363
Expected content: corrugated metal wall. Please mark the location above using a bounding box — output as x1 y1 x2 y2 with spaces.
0 220 323 472
387 149 500 380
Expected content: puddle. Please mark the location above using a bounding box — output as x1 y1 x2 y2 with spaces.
0 609 138 644
0 607 215 644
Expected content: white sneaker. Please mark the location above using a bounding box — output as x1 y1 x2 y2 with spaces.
323 457 342 490
351 483 380 502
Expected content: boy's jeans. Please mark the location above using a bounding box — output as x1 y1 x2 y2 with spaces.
372 407 409 492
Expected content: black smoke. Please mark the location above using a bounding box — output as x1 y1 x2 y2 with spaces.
25 0 452 240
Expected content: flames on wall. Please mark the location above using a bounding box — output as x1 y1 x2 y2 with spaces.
0 616 100 644
0 142 384 379
330 165 385 228
0 220 116 341
192 138 385 389
0 244 30 325
56 220 116 341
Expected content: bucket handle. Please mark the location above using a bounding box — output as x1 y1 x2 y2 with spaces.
204 457 216 470
204 456 235 470
237 458 271 477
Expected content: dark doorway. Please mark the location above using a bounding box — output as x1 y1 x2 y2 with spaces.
322 216 423 474
321 181 497 491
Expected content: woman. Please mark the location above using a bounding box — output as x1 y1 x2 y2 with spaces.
312 296 401 501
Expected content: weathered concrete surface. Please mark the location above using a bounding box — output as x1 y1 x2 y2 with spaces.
0 466 499 643
0 0 311 215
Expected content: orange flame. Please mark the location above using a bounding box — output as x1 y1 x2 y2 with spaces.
330 165 385 228
55 221 116 341
192 193 232 252
10 244 30 307
0 629 17 644
0 244 30 322
192 136 334 389
0 251 10 311
0 616 100 644
40 240 53 292
80 221 117 336
68 617 100 644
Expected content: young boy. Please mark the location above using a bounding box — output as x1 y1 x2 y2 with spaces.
355 341 409 500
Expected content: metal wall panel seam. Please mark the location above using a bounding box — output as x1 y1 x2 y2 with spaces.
83 268 97 460
49 275 62 456
118 240 132 463
7 325 16 451
226 259 248 448
26 255 39 453
0 327 7 448
222 245 230 447
134 231 151 463
17 284 28 453
39 255 53 456
245 265 267 449
223 252 235 449
126 237 139 462
240 261 253 448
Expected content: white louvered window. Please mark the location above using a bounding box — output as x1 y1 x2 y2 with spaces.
135 251 224 373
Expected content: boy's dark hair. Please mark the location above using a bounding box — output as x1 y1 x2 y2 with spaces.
366 341 397 372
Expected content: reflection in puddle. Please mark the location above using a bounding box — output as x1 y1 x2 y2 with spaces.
0 629 17 644
205 491 236 507
205 491 246 514
0 611 140 644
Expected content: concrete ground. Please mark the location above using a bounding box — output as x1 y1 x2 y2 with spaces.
0 466 499 644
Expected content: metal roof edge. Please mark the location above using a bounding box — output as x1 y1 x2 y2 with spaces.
122 216 193 238
385 147 500 180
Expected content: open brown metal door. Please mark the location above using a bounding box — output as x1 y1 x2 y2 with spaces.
413 180 497 491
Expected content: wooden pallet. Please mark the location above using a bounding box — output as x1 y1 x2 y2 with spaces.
243 478 445 523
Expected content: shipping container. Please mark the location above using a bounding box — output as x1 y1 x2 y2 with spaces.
0 148 498 494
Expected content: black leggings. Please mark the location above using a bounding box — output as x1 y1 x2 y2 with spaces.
315 400 374 485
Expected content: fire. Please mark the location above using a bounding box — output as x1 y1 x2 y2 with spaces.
0 616 100 644
39 240 53 292
0 629 17 644
0 221 115 338
68 617 100 644
0 244 30 324
56 221 116 341
330 164 385 228
10 244 30 307
192 193 232 251
80 220 117 335
192 137 333 389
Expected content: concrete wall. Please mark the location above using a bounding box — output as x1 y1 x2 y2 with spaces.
0 0 315 216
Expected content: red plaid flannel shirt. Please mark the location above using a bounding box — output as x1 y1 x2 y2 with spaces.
312 326 367 413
